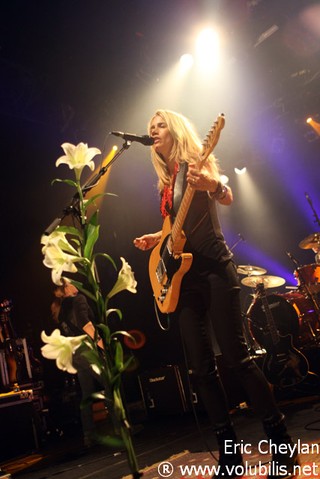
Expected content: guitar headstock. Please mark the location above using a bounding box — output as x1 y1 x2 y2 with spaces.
201 113 225 160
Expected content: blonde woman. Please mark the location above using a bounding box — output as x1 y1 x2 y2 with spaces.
134 110 297 479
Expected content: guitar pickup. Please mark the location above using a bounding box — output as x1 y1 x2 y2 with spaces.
156 259 166 283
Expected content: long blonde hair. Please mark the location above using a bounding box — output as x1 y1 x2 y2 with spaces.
148 109 220 192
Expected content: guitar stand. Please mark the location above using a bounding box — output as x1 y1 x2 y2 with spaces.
241 311 266 358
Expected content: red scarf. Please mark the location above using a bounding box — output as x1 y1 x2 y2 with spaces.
160 163 179 219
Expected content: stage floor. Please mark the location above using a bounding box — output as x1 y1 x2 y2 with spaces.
1 395 320 479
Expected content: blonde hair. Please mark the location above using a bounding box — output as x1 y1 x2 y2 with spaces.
148 110 220 192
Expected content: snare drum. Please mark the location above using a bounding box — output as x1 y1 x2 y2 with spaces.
294 264 320 293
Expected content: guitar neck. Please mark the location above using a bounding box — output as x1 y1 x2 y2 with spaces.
258 286 280 345
169 114 225 248
171 184 195 245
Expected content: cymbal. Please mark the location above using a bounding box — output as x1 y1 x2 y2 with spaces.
237 265 267 276
241 275 286 289
299 232 320 250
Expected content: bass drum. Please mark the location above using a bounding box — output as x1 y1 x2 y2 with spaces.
248 293 300 350
281 291 320 348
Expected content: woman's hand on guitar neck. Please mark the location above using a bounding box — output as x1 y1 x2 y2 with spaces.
133 232 161 251
187 162 219 192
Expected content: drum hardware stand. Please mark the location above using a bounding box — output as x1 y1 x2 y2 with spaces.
230 233 245 252
305 192 320 230
298 282 320 346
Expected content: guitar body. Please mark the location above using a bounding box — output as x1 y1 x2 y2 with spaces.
262 332 309 388
254 283 309 388
149 215 193 313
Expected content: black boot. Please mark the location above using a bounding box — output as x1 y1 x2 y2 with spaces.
263 414 299 479
212 422 243 478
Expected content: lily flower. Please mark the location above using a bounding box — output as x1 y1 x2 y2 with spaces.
42 243 79 285
107 257 137 299
56 142 101 180
41 329 87 374
41 230 79 256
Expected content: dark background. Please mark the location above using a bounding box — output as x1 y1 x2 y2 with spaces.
1 0 319 375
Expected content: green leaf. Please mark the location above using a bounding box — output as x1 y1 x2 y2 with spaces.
52 178 78 189
84 192 117 210
80 347 96 361
97 323 111 344
88 209 99 226
55 225 82 238
84 222 100 259
106 308 123 321
110 371 121 387
94 253 117 270
68 280 97 302
122 354 135 371
81 348 103 367
114 340 124 371
110 330 134 341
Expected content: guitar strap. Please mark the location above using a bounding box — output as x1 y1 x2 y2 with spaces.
173 162 187 217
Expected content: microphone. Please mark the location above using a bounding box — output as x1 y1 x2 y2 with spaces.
111 131 154 146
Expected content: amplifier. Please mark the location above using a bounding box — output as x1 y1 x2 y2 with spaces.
0 390 40 461
138 365 188 414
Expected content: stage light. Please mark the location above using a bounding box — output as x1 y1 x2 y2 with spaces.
306 116 320 136
196 28 219 70
220 174 229 185
234 167 247 175
179 53 194 72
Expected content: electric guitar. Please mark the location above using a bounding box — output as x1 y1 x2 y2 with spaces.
0 299 20 386
149 114 225 313
256 283 309 388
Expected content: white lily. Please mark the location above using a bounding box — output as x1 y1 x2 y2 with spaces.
42 243 79 285
41 230 79 256
56 142 101 180
41 329 87 374
107 257 137 299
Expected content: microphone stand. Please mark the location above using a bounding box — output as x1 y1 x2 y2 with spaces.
305 192 320 229
230 233 245 252
44 140 133 235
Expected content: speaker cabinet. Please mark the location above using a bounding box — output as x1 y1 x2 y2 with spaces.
138 365 187 414
0 396 40 461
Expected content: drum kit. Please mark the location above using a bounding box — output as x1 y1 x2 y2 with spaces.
239 232 320 363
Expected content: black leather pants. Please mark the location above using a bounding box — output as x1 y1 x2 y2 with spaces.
178 258 281 429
